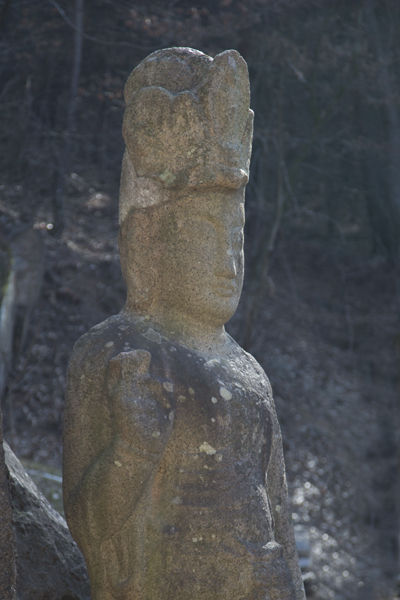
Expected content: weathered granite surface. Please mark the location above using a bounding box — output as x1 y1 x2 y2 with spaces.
5 442 89 600
0 425 16 600
63 47 305 600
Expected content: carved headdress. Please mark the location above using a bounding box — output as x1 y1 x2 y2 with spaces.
119 47 253 224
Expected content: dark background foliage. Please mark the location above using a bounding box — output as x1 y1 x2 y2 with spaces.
0 1 399 598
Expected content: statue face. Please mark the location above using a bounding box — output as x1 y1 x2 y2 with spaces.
157 188 245 329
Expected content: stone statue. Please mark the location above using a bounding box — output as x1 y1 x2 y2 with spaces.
63 47 305 600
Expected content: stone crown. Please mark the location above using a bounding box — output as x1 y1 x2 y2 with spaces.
120 47 253 221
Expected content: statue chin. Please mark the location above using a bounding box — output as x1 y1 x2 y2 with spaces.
206 293 241 327
151 288 243 341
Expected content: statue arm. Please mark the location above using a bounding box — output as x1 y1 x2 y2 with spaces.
267 402 306 599
65 433 160 547
64 345 170 553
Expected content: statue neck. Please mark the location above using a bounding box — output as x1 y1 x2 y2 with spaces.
123 303 230 355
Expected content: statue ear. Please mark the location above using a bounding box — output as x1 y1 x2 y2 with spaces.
119 206 161 312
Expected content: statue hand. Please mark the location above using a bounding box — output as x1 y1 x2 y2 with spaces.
106 350 172 456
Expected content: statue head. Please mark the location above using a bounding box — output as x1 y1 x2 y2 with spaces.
119 47 253 344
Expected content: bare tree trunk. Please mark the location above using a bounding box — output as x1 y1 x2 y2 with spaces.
67 0 84 136
366 0 400 258
241 79 286 351
0 0 12 30
53 0 84 236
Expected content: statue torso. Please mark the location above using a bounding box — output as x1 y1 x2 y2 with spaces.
67 313 296 600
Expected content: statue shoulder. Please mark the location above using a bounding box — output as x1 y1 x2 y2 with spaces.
67 313 158 403
227 334 273 398
69 316 117 369
68 314 135 381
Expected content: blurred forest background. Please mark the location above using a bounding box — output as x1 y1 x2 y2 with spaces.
0 0 399 598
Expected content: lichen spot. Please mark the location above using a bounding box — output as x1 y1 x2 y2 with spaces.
275 504 281 513
114 460 122 468
205 358 220 368
152 430 161 438
143 328 161 344
178 395 186 403
219 386 232 400
105 341 114 348
199 441 216 455
211 417 216 423
188 387 195 396
163 381 174 393
171 496 182 505
211 396 218 404
159 169 176 185
215 453 223 462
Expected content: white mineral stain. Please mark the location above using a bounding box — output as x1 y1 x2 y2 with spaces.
163 381 174 392
105 341 114 348
219 387 232 400
211 397 218 404
228 54 236 68
143 328 162 344
199 441 217 455
205 358 220 368
159 169 176 185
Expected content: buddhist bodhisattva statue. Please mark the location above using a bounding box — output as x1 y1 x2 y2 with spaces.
63 47 305 600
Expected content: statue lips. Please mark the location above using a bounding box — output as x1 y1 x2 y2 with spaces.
216 280 237 297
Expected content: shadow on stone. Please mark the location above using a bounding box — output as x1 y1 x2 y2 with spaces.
4 442 89 600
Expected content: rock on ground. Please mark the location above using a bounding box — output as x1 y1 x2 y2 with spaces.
4 442 89 600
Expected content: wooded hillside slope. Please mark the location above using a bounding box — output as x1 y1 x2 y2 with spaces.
0 1 399 598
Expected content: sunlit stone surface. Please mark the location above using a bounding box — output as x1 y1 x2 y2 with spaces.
63 47 305 600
